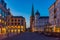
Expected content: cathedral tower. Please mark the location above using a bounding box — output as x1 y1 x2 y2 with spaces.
30 4 34 31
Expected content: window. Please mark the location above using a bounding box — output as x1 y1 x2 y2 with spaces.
0 9 1 16
2 20 4 23
2 28 6 34
5 13 7 17
2 11 5 18
8 20 9 22
6 13 9 16
18 23 20 25
14 29 17 33
21 28 23 31
21 26 24 29
18 29 20 33
11 19 13 22
18 26 20 28
8 30 10 33
21 23 23 25
57 8 59 11
11 23 13 25
0 19 1 22
15 19 17 22
0 14 1 16
15 23 17 25
4 22 6 25
18 20 20 22
11 29 14 33
21 20 23 23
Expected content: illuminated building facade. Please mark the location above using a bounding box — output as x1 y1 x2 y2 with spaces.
49 0 60 32
6 16 26 36
32 11 49 32
30 5 49 32
0 0 26 37
49 0 60 26
0 0 11 28
0 0 12 39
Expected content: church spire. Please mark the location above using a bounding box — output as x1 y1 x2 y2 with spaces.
30 4 35 31
31 4 34 17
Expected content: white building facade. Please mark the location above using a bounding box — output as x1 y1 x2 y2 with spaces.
32 10 49 32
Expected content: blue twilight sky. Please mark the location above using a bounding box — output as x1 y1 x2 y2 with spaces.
5 0 55 28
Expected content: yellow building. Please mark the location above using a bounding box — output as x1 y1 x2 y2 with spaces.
0 0 26 38
6 16 26 36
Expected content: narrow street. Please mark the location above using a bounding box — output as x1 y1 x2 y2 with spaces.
2 32 60 40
